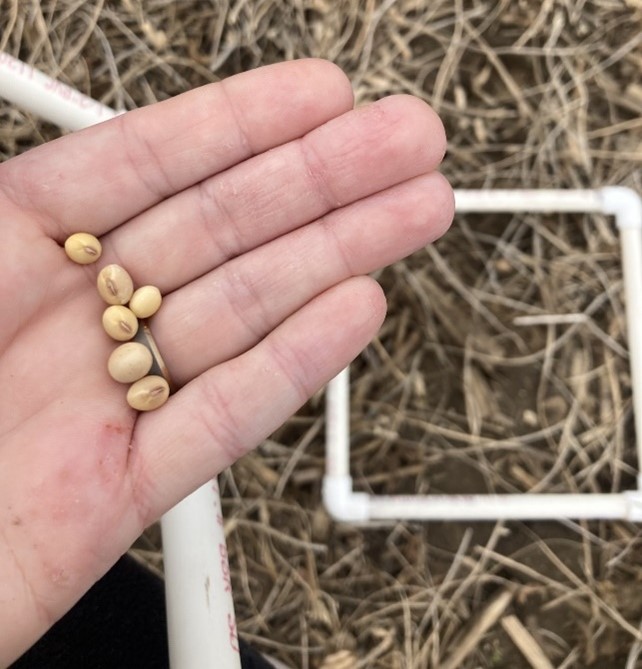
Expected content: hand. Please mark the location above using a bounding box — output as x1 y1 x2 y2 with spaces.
0 59 452 664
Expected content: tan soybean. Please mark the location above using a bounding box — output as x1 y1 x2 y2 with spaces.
64 233 102 264
97 264 134 305
129 285 162 319
127 375 170 411
103 305 139 341
108 343 153 383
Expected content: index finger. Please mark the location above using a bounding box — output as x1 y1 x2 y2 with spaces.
0 59 354 240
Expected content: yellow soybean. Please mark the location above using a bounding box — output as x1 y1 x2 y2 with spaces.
127 375 170 411
64 233 102 264
102 305 139 341
108 343 153 383
129 286 162 319
97 264 134 305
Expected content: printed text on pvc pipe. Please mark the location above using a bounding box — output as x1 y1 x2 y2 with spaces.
0 52 112 119
212 479 240 654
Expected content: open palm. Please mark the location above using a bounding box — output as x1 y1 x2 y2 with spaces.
0 59 452 664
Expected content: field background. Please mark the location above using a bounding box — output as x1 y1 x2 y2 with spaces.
2 1 642 667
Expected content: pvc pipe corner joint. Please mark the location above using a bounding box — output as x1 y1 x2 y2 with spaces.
322 475 369 522
600 186 642 229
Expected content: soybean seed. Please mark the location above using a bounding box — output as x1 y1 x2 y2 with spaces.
102 305 139 341
97 264 134 305
127 375 170 411
129 285 162 319
64 233 102 264
108 343 153 384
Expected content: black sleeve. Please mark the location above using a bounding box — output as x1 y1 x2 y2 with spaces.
11 555 276 669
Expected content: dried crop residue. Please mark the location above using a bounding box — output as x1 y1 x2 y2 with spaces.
2 1 641 667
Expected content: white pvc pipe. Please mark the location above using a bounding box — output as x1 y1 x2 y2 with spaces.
454 188 603 213
367 493 633 521
621 227 642 489
0 52 116 130
0 51 240 669
161 481 240 667
325 187 642 523
602 187 642 489
325 367 350 478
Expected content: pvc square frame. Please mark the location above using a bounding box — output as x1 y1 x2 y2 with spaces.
323 188 642 522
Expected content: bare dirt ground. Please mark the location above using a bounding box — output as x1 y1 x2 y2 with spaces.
2 1 642 667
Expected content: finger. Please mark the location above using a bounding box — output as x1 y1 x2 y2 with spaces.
0 59 354 239
99 95 447 292
152 171 453 385
127 276 385 521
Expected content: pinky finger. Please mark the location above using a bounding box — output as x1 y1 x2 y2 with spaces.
128 276 386 523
